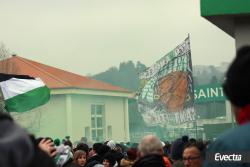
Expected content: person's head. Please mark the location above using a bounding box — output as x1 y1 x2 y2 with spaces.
81 137 88 143
127 148 137 160
171 138 185 161
103 152 116 167
93 143 103 154
107 140 116 150
98 145 111 157
74 143 89 155
115 143 124 153
182 135 189 143
182 142 205 167
73 150 87 166
223 46 250 124
138 134 163 157
64 140 73 149
45 137 53 142
88 142 103 158
54 138 60 146
189 138 196 144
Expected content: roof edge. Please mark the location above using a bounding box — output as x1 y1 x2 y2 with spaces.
201 0 250 17
51 86 132 93
51 87 134 98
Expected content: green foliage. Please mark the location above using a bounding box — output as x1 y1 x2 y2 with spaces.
128 99 145 128
193 65 225 85
92 61 146 91
210 75 218 84
93 67 120 85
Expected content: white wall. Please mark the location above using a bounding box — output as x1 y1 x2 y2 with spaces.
15 91 130 143
71 94 130 142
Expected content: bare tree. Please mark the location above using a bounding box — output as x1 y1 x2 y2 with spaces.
11 108 42 134
0 43 11 112
0 91 5 112
0 43 12 73
0 43 11 60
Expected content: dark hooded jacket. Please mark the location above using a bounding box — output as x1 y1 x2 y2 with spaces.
0 112 55 167
132 154 166 167
0 112 34 167
85 155 103 167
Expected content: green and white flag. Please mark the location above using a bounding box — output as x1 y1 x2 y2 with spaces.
0 73 50 112
137 36 195 125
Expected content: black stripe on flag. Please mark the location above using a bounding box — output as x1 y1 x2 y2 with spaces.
0 73 35 82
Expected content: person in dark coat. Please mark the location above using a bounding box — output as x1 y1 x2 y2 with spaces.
171 138 185 167
103 152 116 167
132 134 169 167
85 145 110 167
85 143 103 166
204 46 250 167
0 111 55 167
132 154 166 167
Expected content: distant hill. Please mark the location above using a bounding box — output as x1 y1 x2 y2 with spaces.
192 62 229 85
92 61 146 91
92 61 229 91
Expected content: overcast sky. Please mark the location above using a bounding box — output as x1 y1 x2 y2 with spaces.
0 0 235 76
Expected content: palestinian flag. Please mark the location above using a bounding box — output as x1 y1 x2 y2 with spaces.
0 73 50 112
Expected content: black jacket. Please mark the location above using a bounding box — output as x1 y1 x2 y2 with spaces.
86 155 103 164
0 112 55 167
132 154 166 167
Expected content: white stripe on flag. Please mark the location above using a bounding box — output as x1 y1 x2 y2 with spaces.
0 78 45 100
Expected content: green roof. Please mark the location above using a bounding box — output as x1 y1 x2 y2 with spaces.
201 0 250 16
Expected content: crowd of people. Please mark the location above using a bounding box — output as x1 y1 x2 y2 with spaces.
0 113 244 167
1 46 250 167
1 121 243 167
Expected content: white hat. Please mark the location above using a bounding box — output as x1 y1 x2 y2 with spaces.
107 140 116 150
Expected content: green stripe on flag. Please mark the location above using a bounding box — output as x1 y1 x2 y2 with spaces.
5 86 50 112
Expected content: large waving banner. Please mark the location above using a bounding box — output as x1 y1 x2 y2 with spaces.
138 36 195 125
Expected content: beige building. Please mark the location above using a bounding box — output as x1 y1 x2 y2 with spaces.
0 55 132 142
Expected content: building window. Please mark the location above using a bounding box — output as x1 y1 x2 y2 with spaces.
91 104 104 142
84 127 90 141
107 125 112 139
